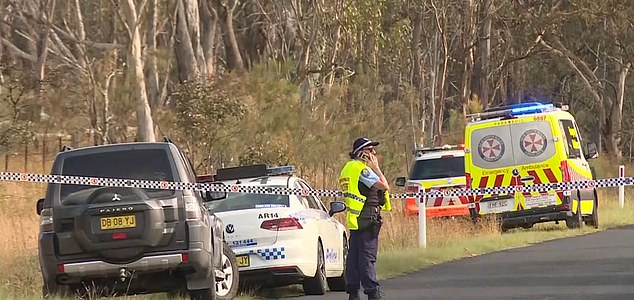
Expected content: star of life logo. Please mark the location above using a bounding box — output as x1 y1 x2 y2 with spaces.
520 129 547 157
478 135 505 162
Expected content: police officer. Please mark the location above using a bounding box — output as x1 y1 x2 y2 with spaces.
339 137 391 300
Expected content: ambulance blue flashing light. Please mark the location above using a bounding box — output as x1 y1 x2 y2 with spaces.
509 102 554 116
468 102 562 121
266 166 295 176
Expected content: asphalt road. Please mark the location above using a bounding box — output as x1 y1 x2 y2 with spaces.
296 225 634 300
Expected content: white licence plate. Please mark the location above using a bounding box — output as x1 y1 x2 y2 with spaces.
524 194 557 208
480 198 514 214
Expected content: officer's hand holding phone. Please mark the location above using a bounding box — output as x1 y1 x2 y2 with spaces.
360 151 380 171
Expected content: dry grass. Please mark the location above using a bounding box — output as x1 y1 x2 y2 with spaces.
0 182 44 297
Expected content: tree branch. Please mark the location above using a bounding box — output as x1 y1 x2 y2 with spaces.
0 37 36 62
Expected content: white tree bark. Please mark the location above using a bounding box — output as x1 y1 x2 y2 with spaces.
121 0 156 142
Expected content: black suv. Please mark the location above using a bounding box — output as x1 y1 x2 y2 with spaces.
36 142 225 299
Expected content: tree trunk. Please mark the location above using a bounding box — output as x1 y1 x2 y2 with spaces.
432 0 448 145
606 62 630 160
216 0 244 71
121 0 156 142
145 0 160 108
461 0 476 116
32 0 56 123
472 0 492 108
410 8 425 142
199 0 218 79
174 0 200 82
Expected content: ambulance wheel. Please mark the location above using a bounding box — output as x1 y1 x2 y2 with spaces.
585 190 599 229
566 196 582 229
303 241 327 295
327 235 347 291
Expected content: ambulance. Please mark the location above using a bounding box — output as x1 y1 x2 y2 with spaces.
464 102 599 230
395 145 470 218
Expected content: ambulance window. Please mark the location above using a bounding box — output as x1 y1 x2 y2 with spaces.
560 120 582 159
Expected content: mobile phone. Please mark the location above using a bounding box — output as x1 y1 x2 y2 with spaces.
358 152 371 162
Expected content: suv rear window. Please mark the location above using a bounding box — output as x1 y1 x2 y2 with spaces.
60 149 175 205
409 156 465 180
206 187 289 213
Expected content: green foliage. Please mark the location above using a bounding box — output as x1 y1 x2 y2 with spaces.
0 122 35 149
0 75 36 151
172 80 246 139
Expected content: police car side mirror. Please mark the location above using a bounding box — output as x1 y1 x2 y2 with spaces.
395 177 407 187
329 201 346 217
202 182 227 201
36 198 44 215
204 190 227 201
585 142 598 159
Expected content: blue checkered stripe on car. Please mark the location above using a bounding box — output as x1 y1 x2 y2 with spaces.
249 247 286 260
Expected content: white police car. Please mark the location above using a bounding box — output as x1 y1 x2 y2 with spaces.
200 165 348 295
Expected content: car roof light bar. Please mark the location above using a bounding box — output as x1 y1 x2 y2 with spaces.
215 164 295 181
414 144 464 156
266 166 295 176
467 102 558 121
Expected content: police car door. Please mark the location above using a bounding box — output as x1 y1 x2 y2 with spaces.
298 180 340 267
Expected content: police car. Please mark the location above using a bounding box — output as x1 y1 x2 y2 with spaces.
395 144 470 218
199 165 348 295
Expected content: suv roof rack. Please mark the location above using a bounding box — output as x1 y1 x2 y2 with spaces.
215 164 296 181
467 102 562 122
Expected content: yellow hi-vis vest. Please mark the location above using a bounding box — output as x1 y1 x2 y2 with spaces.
339 160 392 230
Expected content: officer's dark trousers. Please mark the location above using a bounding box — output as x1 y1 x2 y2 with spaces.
346 227 380 296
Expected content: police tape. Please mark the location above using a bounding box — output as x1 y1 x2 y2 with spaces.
1 171 632 199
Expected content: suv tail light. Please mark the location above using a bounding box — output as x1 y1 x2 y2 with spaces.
260 218 303 231
40 208 54 233
183 194 202 220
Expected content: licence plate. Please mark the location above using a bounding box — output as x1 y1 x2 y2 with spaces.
524 194 557 208
236 255 250 267
100 215 136 230
480 198 514 214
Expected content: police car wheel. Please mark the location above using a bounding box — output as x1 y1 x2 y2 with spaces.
327 235 348 291
215 242 239 300
303 241 328 295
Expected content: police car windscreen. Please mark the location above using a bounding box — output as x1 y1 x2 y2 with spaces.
409 157 465 180
206 186 289 213
59 149 175 205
